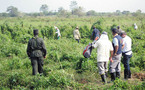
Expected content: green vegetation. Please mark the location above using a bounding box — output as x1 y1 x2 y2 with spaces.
0 16 145 89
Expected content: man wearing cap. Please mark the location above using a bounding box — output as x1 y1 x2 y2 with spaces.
92 32 113 84
91 26 100 41
109 28 123 81
27 29 47 75
121 31 132 80
73 26 81 43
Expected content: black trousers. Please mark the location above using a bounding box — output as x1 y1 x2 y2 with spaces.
122 53 132 78
31 57 44 75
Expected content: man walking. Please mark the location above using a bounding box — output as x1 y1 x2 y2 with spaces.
55 26 61 40
109 28 123 81
121 31 132 80
92 32 113 84
73 26 81 43
27 29 47 75
91 26 100 41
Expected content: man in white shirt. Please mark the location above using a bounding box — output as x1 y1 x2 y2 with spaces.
92 31 113 84
134 23 138 30
121 31 132 80
54 26 61 40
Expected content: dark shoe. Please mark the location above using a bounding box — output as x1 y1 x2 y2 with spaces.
124 70 128 80
116 72 120 79
110 73 116 81
128 70 131 78
101 74 107 84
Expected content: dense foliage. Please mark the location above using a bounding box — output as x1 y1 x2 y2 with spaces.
0 16 144 89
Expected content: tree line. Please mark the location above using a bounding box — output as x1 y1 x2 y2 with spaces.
0 1 144 17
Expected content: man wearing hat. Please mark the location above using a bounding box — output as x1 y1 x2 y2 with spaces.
109 28 123 81
73 26 81 43
27 29 47 75
92 31 113 84
121 31 132 80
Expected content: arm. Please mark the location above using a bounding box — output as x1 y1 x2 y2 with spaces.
122 44 125 49
27 40 31 58
109 42 114 62
41 40 47 58
109 50 114 62
113 38 118 56
114 46 118 56
77 30 81 39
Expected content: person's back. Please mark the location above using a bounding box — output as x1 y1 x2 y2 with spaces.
92 27 100 40
73 29 80 39
73 27 81 43
27 29 46 75
93 34 112 62
27 37 46 57
92 32 113 83
134 23 138 30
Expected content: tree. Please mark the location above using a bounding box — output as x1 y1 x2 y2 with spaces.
70 1 78 14
86 10 96 16
7 6 19 17
116 10 121 15
122 11 130 16
57 7 70 17
40 4 49 15
132 9 142 17
73 7 85 17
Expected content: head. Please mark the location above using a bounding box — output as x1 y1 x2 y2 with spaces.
99 31 109 40
93 26 96 29
76 26 79 29
120 31 126 38
112 28 118 35
33 29 39 36
102 31 107 35
54 26 58 29
117 26 120 29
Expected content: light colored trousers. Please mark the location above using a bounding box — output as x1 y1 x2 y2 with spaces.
97 62 108 75
109 54 122 73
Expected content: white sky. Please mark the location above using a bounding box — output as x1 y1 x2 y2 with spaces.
0 0 145 13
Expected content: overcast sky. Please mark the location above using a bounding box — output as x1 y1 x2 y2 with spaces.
0 0 145 13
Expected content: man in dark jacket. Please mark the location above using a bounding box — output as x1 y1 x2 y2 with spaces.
27 29 47 75
91 26 100 41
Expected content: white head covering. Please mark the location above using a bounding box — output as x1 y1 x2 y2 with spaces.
54 26 58 29
99 31 109 40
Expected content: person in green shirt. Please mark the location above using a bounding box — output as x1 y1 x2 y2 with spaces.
27 29 47 75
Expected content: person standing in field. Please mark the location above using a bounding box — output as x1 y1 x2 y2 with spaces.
27 29 47 75
109 28 123 81
92 32 114 84
55 26 61 40
134 23 138 30
121 31 132 80
91 26 100 41
73 26 81 43
117 26 122 36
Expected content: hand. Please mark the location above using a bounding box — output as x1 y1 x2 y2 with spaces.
109 57 113 63
114 53 117 56
44 56 46 59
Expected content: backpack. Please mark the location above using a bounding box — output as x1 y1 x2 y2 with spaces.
83 43 93 58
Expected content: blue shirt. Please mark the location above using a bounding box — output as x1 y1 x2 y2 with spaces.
92 28 100 40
